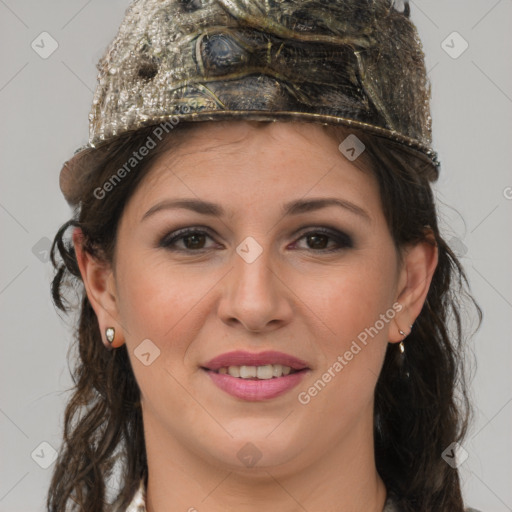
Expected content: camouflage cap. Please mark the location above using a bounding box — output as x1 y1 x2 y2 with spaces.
60 0 439 204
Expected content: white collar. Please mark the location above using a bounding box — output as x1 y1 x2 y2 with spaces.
125 477 146 511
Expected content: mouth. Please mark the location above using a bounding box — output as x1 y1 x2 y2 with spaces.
201 350 310 401
204 364 303 380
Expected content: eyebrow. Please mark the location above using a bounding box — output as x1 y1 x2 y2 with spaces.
141 197 371 223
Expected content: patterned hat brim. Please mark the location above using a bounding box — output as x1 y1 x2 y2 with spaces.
60 110 439 206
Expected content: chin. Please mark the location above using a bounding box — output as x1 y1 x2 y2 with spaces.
200 429 308 474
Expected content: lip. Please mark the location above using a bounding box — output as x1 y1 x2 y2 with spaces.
204 369 309 401
202 350 310 371
201 350 311 401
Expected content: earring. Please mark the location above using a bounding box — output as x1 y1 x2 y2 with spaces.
397 325 410 379
398 326 408 354
105 327 115 344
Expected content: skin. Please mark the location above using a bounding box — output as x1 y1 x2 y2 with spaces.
74 120 438 512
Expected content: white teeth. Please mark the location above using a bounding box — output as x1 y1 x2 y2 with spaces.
257 365 274 380
239 366 257 378
272 364 283 377
228 366 240 377
218 364 295 379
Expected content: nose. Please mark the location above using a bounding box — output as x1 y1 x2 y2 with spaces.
217 244 293 333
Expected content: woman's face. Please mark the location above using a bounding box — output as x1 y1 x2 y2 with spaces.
103 121 413 474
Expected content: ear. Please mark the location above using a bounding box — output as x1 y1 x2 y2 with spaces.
72 227 125 349
389 230 438 343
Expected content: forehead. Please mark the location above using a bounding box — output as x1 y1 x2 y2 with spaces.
166 120 366 158
125 120 379 219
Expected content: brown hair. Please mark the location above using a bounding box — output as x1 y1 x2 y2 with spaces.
47 121 481 511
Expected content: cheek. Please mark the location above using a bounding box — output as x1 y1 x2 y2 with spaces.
297 250 398 410
114 253 213 348
296 260 396 419
303 256 398 343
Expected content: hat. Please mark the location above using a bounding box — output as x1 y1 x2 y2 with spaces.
60 0 439 205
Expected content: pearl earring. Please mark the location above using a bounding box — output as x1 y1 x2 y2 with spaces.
105 327 115 344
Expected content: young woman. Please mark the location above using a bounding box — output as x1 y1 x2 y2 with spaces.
47 1 482 510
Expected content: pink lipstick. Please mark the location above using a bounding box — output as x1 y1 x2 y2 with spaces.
202 350 310 401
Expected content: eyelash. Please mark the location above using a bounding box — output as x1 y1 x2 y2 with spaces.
158 226 354 253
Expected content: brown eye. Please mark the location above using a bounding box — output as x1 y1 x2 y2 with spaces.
158 226 354 254
181 232 207 250
159 228 216 252
306 233 330 250
294 228 354 253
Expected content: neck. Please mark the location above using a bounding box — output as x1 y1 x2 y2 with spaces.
142 408 387 512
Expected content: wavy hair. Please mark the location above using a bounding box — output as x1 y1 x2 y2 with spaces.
47 121 481 511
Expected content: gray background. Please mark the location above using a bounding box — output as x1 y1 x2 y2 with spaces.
1 1 511 510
